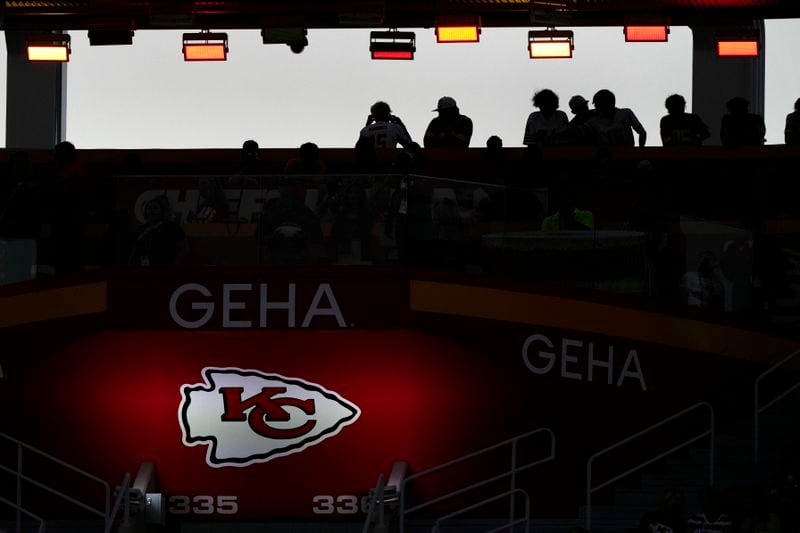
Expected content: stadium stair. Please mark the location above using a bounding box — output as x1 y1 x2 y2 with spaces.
578 394 800 532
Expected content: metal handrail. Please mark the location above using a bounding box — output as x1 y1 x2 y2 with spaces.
0 495 46 533
0 432 111 532
431 489 530 533
586 402 715 531
105 473 132 533
754 348 800 461
400 428 555 533
362 473 385 533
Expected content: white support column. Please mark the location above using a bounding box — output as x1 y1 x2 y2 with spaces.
691 21 765 146
4 31 68 149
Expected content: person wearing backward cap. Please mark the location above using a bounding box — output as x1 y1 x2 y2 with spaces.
423 96 474 148
566 94 595 145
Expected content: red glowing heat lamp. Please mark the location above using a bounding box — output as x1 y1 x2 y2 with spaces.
624 25 669 42
369 30 416 60
717 40 759 57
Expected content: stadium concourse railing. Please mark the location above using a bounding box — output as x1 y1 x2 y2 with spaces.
3 145 800 325
754 348 800 461
585 402 715 531
0 432 134 533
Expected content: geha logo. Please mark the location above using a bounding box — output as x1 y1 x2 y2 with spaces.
179 368 360 467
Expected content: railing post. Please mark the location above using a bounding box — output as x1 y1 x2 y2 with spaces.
16 443 22 533
709 405 715 487
399 479 406 533
510 439 517 526
585 459 592 531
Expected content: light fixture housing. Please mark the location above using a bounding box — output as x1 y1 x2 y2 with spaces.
261 27 309 53
26 34 71 62
624 25 669 42
435 16 481 43
528 29 573 59
717 28 760 57
369 30 415 60
182 31 228 61
88 19 135 46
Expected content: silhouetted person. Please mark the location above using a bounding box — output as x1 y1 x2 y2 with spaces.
567 95 595 145
424 96 473 148
49 141 88 273
129 195 188 266
785 98 800 145
523 89 568 146
0 151 40 240
353 136 379 173
720 97 765 147
257 181 323 264
541 178 594 231
285 142 326 174
660 94 710 147
238 139 263 175
587 89 647 147
359 101 412 149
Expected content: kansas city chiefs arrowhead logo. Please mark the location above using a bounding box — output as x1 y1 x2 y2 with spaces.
179 368 360 467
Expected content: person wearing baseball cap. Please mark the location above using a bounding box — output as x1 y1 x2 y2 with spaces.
566 95 594 145
423 96 473 148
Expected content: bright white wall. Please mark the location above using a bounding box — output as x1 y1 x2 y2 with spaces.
765 19 800 145
65 27 693 148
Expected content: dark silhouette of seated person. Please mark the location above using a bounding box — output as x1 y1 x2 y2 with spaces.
785 98 800 145
660 94 710 146
359 101 413 149
587 89 647 147
541 180 594 231
0 151 41 240
257 182 323 264
424 97 473 148
566 95 595 145
129 195 188 266
720 97 765 147
48 141 89 272
331 182 373 263
523 89 568 146
285 142 326 174
353 136 379 173
192 176 229 223
236 139 265 176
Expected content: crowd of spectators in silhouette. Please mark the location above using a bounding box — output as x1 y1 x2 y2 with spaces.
2 93 800 274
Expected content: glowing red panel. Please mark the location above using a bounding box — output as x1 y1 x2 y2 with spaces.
717 40 759 57
624 26 669 42
371 50 414 60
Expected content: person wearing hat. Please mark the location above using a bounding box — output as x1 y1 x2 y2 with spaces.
423 96 473 148
566 95 595 145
